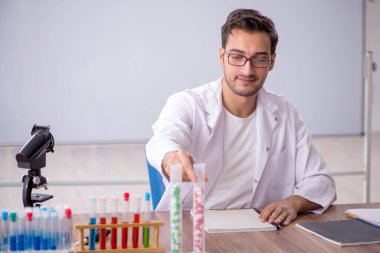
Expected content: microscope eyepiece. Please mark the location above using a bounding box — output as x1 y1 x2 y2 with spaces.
16 125 54 170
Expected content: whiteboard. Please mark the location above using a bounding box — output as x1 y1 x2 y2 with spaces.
0 0 364 144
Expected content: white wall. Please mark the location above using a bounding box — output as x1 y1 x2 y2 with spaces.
0 0 364 144
367 0 380 132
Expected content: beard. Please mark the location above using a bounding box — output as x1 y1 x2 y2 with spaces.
223 72 264 97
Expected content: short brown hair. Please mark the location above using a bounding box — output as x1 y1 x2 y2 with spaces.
221 9 279 54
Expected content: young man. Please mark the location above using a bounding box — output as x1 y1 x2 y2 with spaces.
146 9 336 225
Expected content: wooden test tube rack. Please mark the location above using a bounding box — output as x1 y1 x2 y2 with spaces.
75 220 165 253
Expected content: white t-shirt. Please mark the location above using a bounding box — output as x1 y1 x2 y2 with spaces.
205 107 257 209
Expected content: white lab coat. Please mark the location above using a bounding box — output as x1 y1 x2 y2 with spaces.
146 77 336 212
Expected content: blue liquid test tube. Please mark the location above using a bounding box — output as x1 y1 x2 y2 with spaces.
17 209 26 251
49 208 59 250
89 196 97 250
41 207 50 250
0 216 2 252
32 207 42 251
25 208 33 251
62 207 72 250
1 211 9 252
9 212 17 252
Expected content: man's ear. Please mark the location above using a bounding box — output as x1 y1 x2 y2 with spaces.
268 52 276 71
219 48 225 67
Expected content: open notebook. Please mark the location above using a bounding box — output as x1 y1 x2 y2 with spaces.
204 209 278 233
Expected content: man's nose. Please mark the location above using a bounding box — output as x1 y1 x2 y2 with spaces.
241 59 256 73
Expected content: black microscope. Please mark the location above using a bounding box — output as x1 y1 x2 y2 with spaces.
15 124 55 207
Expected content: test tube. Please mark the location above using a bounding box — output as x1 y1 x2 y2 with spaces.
98 196 107 250
143 192 151 248
121 192 129 249
0 215 2 252
62 207 72 250
89 196 97 250
1 211 9 252
49 208 59 250
170 164 182 253
17 209 26 251
25 208 33 251
32 207 42 251
9 212 17 252
132 195 141 248
110 196 119 249
193 163 206 253
40 207 50 250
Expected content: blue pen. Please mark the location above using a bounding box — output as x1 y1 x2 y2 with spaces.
1 211 9 252
89 196 97 250
9 212 17 252
356 217 380 229
32 207 42 250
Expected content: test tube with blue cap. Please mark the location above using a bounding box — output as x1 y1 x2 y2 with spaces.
143 192 151 248
1 211 9 252
89 196 97 250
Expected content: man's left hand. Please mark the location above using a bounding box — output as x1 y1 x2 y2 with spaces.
258 195 321 226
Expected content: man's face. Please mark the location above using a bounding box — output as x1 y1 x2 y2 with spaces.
219 29 276 97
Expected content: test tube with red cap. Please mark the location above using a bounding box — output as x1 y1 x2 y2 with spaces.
132 195 141 248
25 208 33 250
110 196 119 249
98 196 107 250
121 192 130 249
63 207 72 250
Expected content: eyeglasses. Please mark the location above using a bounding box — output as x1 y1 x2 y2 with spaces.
226 53 271 68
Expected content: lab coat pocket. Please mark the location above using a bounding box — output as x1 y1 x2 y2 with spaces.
268 149 295 190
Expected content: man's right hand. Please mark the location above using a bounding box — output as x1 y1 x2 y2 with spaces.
162 150 197 182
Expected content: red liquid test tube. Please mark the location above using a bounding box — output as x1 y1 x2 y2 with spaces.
132 195 141 248
110 196 119 249
121 192 130 249
98 196 107 250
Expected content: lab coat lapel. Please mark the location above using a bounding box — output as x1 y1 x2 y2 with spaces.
255 89 279 184
202 82 224 199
